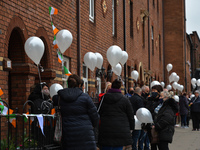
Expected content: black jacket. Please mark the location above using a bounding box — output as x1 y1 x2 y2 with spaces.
53 88 99 150
190 96 200 112
129 93 144 115
98 90 134 147
179 95 189 115
28 83 51 114
154 98 178 143
146 96 160 119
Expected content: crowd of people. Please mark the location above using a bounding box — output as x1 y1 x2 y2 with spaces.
28 74 200 150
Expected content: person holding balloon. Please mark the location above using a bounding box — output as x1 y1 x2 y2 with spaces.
151 91 178 150
52 74 99 150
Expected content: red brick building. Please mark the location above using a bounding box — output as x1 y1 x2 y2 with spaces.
0 0 193 140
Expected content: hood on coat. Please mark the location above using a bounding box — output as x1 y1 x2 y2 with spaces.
163 98 178 113
58 87 83 102
104 92 124 104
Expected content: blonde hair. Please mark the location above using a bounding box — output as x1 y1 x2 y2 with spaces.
105 82 111 93
160 91 171 98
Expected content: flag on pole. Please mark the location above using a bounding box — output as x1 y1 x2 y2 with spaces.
53 35 59 49
0 88 4 96
63 66 72 76
51 108 56 116
49 7 58 15
57 51 63 63
51 22 59 35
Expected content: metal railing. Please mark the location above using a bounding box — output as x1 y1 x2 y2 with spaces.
0 100 61 150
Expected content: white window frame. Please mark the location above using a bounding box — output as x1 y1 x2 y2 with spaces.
112 0 115 36
89 0 94 22
96 77 101 94
62 56 70 88
83 64 88 93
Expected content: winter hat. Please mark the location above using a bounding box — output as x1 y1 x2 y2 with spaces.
152 85 163 93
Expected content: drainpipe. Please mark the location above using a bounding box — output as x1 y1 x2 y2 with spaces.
184 0 187 92
148 0 150 71
123 0 127 91
77 0 81 76
162 0 165 83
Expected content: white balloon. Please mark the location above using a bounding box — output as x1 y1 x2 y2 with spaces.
134 115 142 130
191 78 197 85
166 63 173 72
136 108 153 123
56 29 73 54
119 51 128 66
50 83 63 98
174 75 180 82
192 84 196 89
190 94 195 99
131 70 139 81
24 36 45 65
174 95 179 102
151 81 161 88
107 45 122 67
166 85 172 91
179 85 184 92
197 79 200 86
172 82 178 90
95 53 103 69
84 52 97 71
112 63 122 76
176 84 181 91
160 82 165 88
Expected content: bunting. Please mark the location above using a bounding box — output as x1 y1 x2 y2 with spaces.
57 51 63 63
0 88 3 96
52 22 59 35
0 103 13 115
49 7 58 15
8 114 16 128
24 112 34 124
53 35 59 49
63 66 72 76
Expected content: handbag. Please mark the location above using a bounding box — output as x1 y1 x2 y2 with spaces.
54 96 62 143
151 127 159 144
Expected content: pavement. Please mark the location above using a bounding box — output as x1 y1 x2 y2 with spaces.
169 123 200 150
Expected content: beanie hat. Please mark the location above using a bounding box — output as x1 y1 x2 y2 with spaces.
152 85 163 93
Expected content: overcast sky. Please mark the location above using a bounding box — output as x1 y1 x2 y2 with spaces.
186 0 200 35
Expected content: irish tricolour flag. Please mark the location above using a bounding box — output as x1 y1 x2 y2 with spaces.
0 103 13 115
64 66 72 76
49 7 58 15
57 51 63 63
51 22 59 35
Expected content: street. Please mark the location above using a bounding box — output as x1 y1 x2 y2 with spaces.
169 123 200 150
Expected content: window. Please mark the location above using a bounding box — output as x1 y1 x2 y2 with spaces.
151 26 154 55
89 0 94 22
159 34 161 61
142 17 145 47
62 56 70 88
112 0 115 36
96 77 101 94
130 1 133 37
83 64 88 93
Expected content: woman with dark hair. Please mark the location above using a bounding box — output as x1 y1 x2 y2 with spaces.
53 74 99 150
98 79 134 150
179 92 189 128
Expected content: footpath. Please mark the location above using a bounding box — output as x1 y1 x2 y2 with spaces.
169 123 200 150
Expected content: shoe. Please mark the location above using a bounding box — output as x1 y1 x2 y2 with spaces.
184 126 189 128
192 129 196 131
197 129 200 131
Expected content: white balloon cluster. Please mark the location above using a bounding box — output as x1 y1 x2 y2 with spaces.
106 45 128 76
84 52 103 72
151 81 161 88
191 78 198 89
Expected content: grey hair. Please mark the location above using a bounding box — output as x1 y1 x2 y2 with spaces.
160 91 171 98
134 87 142 94
142 85 148 92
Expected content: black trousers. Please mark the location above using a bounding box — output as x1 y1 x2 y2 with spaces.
151 142 169 150
191 112 200 130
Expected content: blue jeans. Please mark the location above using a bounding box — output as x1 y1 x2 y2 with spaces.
181 115 187 126
101 146 123 150
132 130 141 150
138 130 150 150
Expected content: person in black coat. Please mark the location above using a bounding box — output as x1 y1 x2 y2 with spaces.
152 91 178 150
98 79 134 150
179 93 189 128
190 90 200 131
53 74 99 150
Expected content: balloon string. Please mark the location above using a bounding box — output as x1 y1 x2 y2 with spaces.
38 65 44 99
